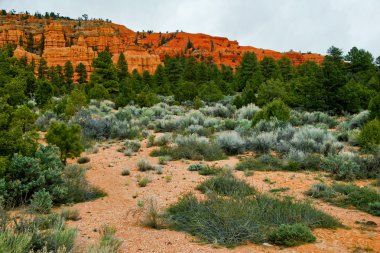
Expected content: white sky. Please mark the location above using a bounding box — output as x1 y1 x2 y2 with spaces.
1 0 379 57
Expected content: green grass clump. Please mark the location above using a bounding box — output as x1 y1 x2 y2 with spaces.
77 156 90 164
198 165 224 176
268 223 316 247
269 187 290 193
306 183 380 216
138 177 150 187
62 165 106 203
60 208 81 221
151 142 226 161
235 155 283 171
121 169 130 176
0 213 77 253
137 159 154 172
197 173 255 198
86 225 122 253
166 193 340 247
187 164 206 171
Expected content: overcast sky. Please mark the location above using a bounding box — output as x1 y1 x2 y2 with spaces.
1 0 379 56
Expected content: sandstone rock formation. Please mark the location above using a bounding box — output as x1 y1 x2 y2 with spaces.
0 14 324 79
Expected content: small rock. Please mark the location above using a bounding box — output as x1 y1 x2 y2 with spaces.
262 243 273 247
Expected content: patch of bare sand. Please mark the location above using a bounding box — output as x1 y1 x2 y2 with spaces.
66 139 380 253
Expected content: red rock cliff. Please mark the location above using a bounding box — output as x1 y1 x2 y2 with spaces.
1 14 324 79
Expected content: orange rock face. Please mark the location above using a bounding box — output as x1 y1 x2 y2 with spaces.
0 14 324 80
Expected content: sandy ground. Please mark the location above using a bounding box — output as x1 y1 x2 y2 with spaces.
65 138 380 253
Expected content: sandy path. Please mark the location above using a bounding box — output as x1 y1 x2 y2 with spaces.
67 139 380 253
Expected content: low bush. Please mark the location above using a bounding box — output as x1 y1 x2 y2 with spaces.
124 140 141 152
121 169 130 176
158 156 171 165
197 173 255 198
151 142 226 161
137 159 154 172
268 223 316 247
0 213 77 252
198 165 224 176
306 183 380 216
29 189 53 214
346 110 370 130
62 165 106 203
290 111 337 128
358 119 380 150
77 156 90 164
236 103 260 120
86 225 122 253
60 208 81 221
166 193 340 247
137 177 150 187
215 131 246 155
320 154 361 181
187 164 206 171
252 99 290 126
154 134 172 146
235 155 283 171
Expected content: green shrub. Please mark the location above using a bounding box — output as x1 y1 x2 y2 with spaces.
320 154 361 181
137 159 153 172
166 193 340 247
86 225 122 253
187 164 206 171
369 93 380 120
138 177 150 187
198 165 224 176
268 223 316 247
77 156 90 164
305 183 336 199
368 202 380 216
60 208 81 221
0 231 32 253
252 99 290 126
124 140 141 152
29 190 53 214
62 165 106 203
121 169 130 176
151 142 226 161
235 155 283 171
197 173 255 198
306 183 380 216
1 213 77 252
158 156 171 165
359 119 380 150
215 131 246 155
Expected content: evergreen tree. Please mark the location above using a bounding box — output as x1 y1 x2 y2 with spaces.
75 63 87 84
37 58 48 79
183 57 197 81
260 56 280 81
277 56 294 81
235 52 260 91
117 53 128 80
64 60 74 85
46 121 84 164
35 79 54 106
89 51 118 97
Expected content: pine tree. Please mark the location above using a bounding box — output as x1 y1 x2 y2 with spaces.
75 63 88 83
117 53 128 80
64 60 74 84
37 58 48 79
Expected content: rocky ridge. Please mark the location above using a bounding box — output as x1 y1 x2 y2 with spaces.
0 14 324 78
